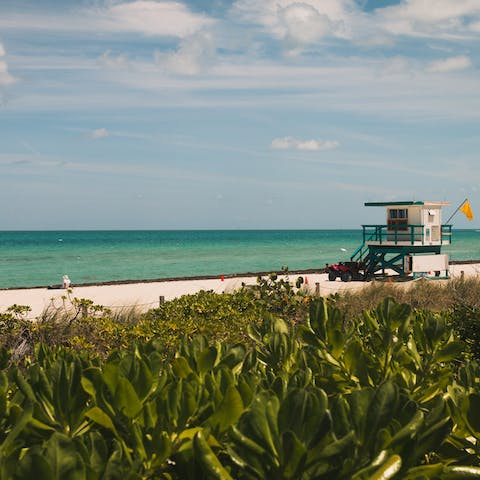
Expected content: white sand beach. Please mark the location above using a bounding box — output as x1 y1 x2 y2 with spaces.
1 263 479 320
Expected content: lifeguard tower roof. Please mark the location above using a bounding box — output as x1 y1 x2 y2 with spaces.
365 201 450 207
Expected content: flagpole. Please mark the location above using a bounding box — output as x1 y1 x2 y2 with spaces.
446 198 468 224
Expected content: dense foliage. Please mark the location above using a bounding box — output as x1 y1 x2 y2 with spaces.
2 285 480 478
0 272 311 359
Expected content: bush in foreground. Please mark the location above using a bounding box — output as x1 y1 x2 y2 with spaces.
1 298 480 478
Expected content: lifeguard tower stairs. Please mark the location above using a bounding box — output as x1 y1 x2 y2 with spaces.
351 201 452 278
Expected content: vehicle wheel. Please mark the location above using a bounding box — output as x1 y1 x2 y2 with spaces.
328 271 337 281
341 271 352 282
435 271 441 277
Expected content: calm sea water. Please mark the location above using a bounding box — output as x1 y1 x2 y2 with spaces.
0 230 479 288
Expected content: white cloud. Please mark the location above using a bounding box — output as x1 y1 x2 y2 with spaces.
271 136 340 151
85 127 150 140
90 128 109 139
102 1 214 37
232 0 480 50
378 56 414 77
426 55 472 73
0 61 15 86
98 50 130 69
0 2 214 38
0 43 16 86
375 0 480 38
233 0 355 47
277 3 340 46
156 30 216 75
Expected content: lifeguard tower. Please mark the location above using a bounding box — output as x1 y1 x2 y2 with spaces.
350 201 452 278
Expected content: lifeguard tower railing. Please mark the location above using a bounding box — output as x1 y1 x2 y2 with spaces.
359 224 452 246
350 224 452 276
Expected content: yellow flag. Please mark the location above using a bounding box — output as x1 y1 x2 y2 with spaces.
460 200 474 221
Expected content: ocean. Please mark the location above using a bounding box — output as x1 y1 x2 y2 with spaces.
0 230 479 289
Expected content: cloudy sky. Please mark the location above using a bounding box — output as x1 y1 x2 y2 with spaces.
0 0 479 229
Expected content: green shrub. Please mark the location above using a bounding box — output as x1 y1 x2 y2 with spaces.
1 298 480 479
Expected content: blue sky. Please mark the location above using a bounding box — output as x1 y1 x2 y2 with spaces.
0 0 479 229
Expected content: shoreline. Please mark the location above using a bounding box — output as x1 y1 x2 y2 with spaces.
1 259 479 291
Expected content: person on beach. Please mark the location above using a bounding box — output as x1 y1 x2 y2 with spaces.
62 275 71 289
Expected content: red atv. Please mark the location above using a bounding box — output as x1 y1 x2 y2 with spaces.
325 261 365 282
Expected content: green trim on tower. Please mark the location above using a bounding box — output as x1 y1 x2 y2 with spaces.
364 201 425 207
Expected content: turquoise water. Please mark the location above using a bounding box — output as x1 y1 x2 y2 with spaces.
0 230 479 288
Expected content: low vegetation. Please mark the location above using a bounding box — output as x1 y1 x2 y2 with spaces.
1 275 480 478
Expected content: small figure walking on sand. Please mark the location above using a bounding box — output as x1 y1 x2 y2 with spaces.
62 274 71 289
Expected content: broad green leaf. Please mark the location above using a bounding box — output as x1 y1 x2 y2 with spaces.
278 388 328 448
405 464 480 479
177 426 203 442
309 298 328 340
424 315 447 348
0 403 32 457
244 395 280 459
13 368 36 402
115 377 142 418
198 346 217 375
281 430 307 479
344 340 369 385
29 417 57 433
56 361 70 420
230 425 267 456
330 395 351 438
209 385 244 433
219 344 247 369
85 431 109 476
402 463 443 479
193 430 233 480
351 450 389 479
15 450 53 480
388 410 424 447
467 393 480 434
237 377 254 407
149 431 172 467
80 368 101 400
377 298 411 333
417 383 442 404
435 340 464 363
348 388 373 443
85 407 118 436
102 363 120 395
172 356 194 379
272 317 289 334
365 381 398 450
416 416 452 459
329 328 345 358
369 454 402 480
442 466 480 478
18 433 87 480
297 326 322 348
318 431 355 459
44 432 87 480
133 357 154 401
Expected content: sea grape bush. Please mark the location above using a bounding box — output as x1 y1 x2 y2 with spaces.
0 273 311 361
4 274 480 362
1 297 480 478
451 303 480 361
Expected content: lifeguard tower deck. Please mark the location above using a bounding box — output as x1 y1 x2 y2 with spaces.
351 201 452 278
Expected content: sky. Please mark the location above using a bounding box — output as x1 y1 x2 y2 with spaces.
0 0 479 229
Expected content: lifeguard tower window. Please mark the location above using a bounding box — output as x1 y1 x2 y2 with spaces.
388 208 408 230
